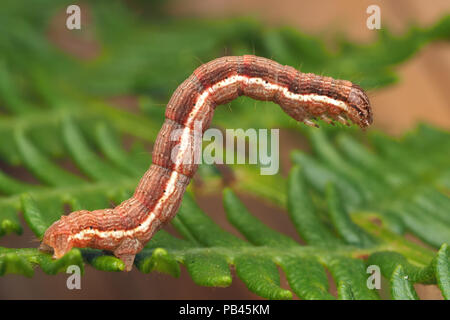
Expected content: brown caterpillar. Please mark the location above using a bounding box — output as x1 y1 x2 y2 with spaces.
39 55 373 271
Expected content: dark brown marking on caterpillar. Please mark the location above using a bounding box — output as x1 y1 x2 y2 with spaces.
39 55 373 271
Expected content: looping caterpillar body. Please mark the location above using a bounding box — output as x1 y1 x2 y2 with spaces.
39 55 373 271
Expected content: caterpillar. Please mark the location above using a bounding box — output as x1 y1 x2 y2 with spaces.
39 55 373 271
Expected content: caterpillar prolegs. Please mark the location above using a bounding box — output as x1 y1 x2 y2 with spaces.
39 55 373 271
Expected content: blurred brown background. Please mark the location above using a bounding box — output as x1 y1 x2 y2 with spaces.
0 0 449 299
